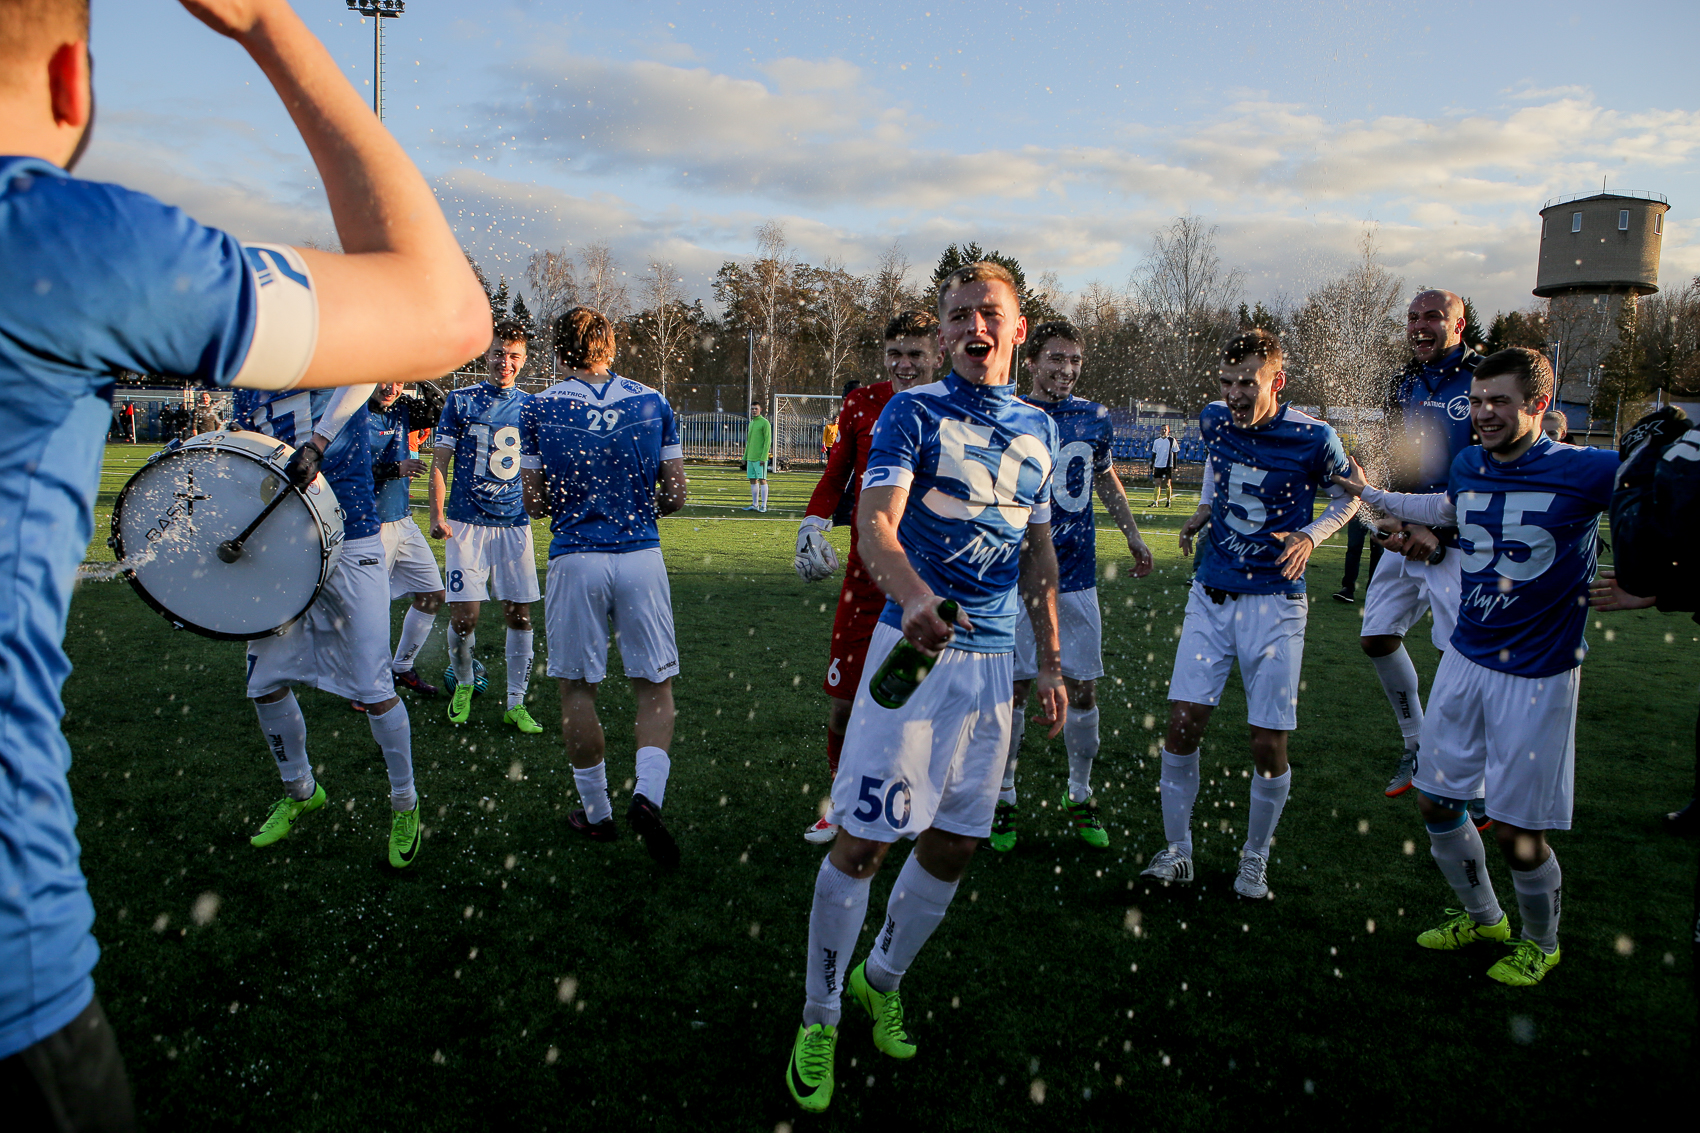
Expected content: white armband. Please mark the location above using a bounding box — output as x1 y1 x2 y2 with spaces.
311 383 376 445
230 244 318 391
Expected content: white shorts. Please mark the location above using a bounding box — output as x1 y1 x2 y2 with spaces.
1013 587 1104 681
1167 580 1308 732
1418 651 1580 830
544 549 680 684
1361 548 1461 652
444 522 541 605
246 534 394 704
827 622 1014 842
381 516 444 600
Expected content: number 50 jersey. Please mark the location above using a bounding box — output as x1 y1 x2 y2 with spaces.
864 372 1058 654
1022 395 1114 594
436 381 533 528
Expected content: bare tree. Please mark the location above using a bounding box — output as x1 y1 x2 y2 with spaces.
1136 216 1244 407
579 242 630 325
808 258 870 395
1285 229 1405 419
639 260 694 400
525 249 578 341
748 221 802 404
869 241 918 325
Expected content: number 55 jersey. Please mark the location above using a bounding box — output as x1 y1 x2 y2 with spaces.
437 381 533 529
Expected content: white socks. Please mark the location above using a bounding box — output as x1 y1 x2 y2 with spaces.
254 693 312 798
803 858 872 1028
1371 647 1424 749
1244 768 1292 858
999 712 1026 806
1158 747 1200 853
573 760 613 824
392 606 437 673
758 481 769 509
1064 706 1099 804
751 482 761 508
1427 816 1503 925
865 855 959 994
1512 851 1562 952
505 628 534 710
635 746 671 808
449 626 476 686
367 699 416 811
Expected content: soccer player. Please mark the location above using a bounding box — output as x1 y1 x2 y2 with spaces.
1149 423 1178 506
793 310 943 843
784 263 1066 1114
1142 330 1357 899
430 319 544 733
0 0 487 1110
519 308 688 865
239 384 431 872
1361 290 1483 802
371 380 447 697
1333 348 1617 986
997 320 1154 852
744 401 772 511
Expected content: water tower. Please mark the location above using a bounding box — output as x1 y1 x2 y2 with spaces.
1533 190 1670 412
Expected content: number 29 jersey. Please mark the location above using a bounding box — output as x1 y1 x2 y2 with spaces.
1197 401 1352 596
864 372 1058 654
1447 436 1618 678
1021 395 1113 594
519 374 682 556
436 382 532 528
233 389 378 540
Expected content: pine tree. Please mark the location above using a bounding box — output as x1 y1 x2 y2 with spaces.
511 293 533 335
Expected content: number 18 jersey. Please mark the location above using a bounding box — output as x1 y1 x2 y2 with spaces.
1197 401 1352 596
436 381 532 528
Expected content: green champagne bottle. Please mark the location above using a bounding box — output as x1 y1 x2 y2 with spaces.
869 600 958 709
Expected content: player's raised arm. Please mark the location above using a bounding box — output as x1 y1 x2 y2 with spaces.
180 0 489 388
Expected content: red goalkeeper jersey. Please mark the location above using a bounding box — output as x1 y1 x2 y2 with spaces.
805 380 895 546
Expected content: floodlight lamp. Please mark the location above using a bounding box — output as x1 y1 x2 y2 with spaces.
346 0 406 15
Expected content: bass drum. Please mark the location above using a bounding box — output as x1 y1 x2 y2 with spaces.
110 430 345 640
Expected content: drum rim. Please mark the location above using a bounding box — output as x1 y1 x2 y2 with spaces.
111 435 339 642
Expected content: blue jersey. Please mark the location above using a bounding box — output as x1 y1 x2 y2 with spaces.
233 390 378 540
437 382 532 527
865 373 1058 653
0 157 275 1058
1447 436 1617 677
1391 346 1481 493
519 375 682 556
1023 395 1113 594
368 403 413 523
1196 402 1352 596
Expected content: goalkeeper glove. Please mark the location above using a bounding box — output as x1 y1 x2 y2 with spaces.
794 515 840 582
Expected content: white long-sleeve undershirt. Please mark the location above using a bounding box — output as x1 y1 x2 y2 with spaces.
1361 485 1456 527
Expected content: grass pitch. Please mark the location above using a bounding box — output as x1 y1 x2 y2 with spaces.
65 452 1696 1129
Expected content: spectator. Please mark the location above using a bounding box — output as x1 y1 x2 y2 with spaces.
1542 409 1569 442
193 391 222 435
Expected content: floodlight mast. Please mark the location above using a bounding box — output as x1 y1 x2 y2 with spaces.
345 1 405 121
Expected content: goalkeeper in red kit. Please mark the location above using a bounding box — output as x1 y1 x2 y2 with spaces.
793 310 941 843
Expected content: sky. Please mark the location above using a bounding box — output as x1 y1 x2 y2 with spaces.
81 0 1700 320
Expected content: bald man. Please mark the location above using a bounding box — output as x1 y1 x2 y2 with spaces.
1361 290 1485 812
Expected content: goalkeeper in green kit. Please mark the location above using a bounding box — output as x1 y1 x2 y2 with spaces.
744 401 772 511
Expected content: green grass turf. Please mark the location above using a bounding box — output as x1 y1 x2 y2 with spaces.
65 452 1695 1129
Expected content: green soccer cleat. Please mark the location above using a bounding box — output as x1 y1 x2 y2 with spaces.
250 783 326 847
502 704 544 734
988 800 1018 852
442 658 489 696
1064 794 1110 849
389 804 421 868
785 1023 837 1113
1486 939 1561 986
847 962 916 1060
448 684 473 725
1416 909 1512 951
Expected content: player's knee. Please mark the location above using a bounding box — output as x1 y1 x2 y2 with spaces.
415 591 445 615
1360 634 1400 657
1068 680 1096 710
1416 791 1463 826
504 602 531 630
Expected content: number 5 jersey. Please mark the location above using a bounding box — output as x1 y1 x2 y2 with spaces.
437 381 533 529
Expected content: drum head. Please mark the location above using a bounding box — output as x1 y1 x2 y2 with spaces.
112 436 342 640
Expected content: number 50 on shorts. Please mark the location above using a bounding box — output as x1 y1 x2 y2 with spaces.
852 775 912 829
